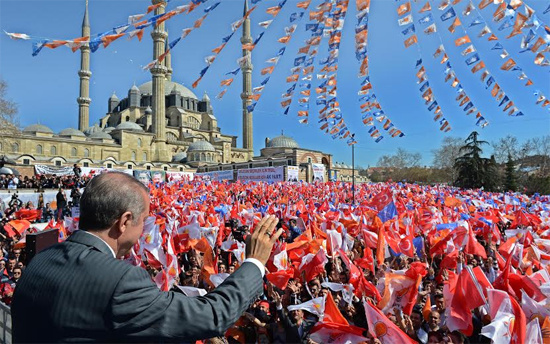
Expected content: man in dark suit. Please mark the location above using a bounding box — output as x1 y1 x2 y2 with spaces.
12 172 283 343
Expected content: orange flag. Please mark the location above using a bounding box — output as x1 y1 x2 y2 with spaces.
448 17 461 33
102 33 125 48
220 78 233 86
266 6 281 16
491 83 501 97
376 225 386 265
471 61 485 73
419 1 431 13
423 297 432 321
455 35 471 46
404 34 418 48
501 58 516 71
397 1 411 16
296 0 311 9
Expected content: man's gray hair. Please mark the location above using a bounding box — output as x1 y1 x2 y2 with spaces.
79 172 149 231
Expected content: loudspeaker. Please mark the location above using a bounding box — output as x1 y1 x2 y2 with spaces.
25 229 59 264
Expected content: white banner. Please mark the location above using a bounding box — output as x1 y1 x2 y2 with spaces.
237 167 284 183
195 170 234 181
287 166 299 182
166 171 194 182
34 165 73 176
312 163 326 182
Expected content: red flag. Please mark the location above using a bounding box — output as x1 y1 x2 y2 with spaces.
364 300 416 343
266 269 293 290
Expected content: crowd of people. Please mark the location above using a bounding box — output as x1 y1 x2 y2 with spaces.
2 178 550 343
0 172 90 190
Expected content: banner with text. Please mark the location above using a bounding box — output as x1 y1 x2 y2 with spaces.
312 163 326 182
195 170 234 181
166 171 195 182
34 165 73 176
237 167 284 183
286 166 299 182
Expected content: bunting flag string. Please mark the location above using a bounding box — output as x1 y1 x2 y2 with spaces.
474 0 550 110
315 0 355 142
434 2 526 116
19 0 210 56
278 0 327 118
216 0 289 102
191 2 260 88
396 1 453 132
245 0 311 112
415 0 488 128
356 0 404 143
142 2 220 71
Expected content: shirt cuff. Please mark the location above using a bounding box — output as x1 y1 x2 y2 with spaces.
243 258 265 278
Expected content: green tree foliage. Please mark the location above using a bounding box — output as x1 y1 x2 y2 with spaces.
454 131 498 190
504 154 518 192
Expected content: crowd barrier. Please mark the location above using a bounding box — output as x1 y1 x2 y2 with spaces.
0 302 11 344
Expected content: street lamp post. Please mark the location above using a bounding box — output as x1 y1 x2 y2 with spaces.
352 136 355 205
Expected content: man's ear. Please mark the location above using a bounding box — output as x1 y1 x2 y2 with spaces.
116 211 134 236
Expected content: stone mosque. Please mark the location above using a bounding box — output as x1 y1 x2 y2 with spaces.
0 0 363 183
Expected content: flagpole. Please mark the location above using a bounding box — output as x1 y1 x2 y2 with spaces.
352 141 355 206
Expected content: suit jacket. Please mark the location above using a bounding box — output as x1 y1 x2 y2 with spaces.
277 308 316 344
12 230 263 343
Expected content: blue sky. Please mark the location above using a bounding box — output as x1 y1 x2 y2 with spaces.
0 0 549 168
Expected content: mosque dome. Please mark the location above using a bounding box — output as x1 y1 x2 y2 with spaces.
138 80 198 99
115 122 144 131
23 124 54 134
145 106 153 115
58 128 86 137
266 134 299 149
109 92 119 101
334 163 342 168
172 152 187 162
103 126 115 133
188 140 215 152
202 92 211 102
89 131 112 140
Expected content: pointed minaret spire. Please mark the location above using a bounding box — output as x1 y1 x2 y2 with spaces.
164 31 172 82
240 0 253 155
78 0 91 131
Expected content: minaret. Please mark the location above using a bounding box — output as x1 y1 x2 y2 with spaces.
77 0 92 131
164 34 172 82
150 0 169 162
241 0 254 155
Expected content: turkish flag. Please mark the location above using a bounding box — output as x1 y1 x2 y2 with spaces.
370 189 393 211
266 269 294 290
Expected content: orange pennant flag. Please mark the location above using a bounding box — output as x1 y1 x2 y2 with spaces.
488 34 498 41
531 37 546 53
242 43 255 51
286 74 299 83
491 83 501 97
448 17 461 33
493 2 506 21
423 297 432 321
479 0 492 9
296 0 311 9
471 61 485 73
298 111 308 117
212 43 226 54
102 33 125 48
147 3 163 14
261 66 275 75
419 1 431 13
503 101 514 112
397 1 411 16
525 79 533 86
192 77 202 89
44 40 68 49
266 6 281 16
500 58 516 71
281 99 292 107
404 34 418 48
455 35 471 46
249 94 261 101
220 78 233 86
278 35 291 44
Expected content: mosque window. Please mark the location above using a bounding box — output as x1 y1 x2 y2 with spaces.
146 165 151 170
167 132 178 142
36 145 43 155
187 117 200 130
51 146 57 155
71 147 77 156
83 162 89 167
143 152 147 161
308 157 312 163
132 151 136 161
23 159 30 165
55 160 62 167
12 143 18 153
107 163 113 169
201 153 206 161
179 167 183 172
126 116 130 122
137 138 142 147
127 165 132 170
163 166 168 171
84 148 90 158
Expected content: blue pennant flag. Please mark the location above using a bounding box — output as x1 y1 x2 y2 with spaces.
419 81 430 92
491 42 504 50
260 77 270 85
283 107 290 115
377 200 397 222
226 68 240 75
469 17 484 27
204 2 220 12
401 24 416 36
428 101 438 111
32 39 49 57
440 8 456 21
418 13 433 24
464 102 474 111
415 58 423 68
465 53 480 65
169 37 181 50
277 47 286 56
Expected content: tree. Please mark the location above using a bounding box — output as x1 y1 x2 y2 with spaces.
377 148 422 168
504 154 517 192
454 131 490 189
432 137 463 183
0 79 19 147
